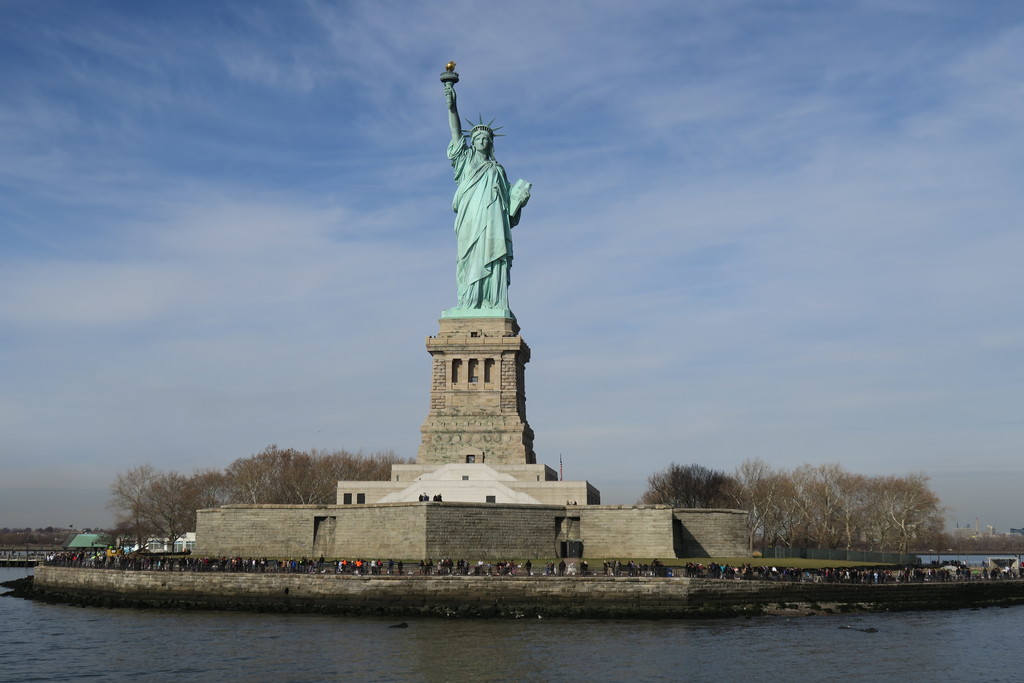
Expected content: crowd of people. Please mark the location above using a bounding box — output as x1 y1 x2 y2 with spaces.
43 552 573 576
41 552 1020 582
682 562 1022 582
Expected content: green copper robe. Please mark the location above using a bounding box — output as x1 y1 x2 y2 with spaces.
447 137 521 312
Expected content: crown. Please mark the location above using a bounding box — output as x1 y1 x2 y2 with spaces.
463 115 505 138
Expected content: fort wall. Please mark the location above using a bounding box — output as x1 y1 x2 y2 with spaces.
673 509 749 557
574 506 678 558
195 502 748 560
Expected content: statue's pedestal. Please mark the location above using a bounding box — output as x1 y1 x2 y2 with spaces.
418 317 536 466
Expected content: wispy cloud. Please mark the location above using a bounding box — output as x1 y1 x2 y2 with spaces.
1 1 1022 530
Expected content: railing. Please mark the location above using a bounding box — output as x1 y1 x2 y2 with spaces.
0 552 50 567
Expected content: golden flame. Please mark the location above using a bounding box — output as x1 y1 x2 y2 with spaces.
445 61 456 72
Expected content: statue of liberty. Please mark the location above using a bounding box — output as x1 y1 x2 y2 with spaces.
441 63 531 319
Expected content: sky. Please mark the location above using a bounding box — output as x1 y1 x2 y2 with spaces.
2 1 1022 533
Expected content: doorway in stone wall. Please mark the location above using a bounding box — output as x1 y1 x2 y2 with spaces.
561 540 583 558
313 516 336 557
672 517 686 558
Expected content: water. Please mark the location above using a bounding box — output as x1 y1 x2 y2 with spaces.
3 567 1024 681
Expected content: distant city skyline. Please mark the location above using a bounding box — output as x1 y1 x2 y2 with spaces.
2 2 1023 531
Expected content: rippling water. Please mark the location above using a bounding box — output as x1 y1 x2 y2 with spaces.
2 567 1023 682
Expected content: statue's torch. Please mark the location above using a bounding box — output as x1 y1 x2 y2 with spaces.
440 61 459 90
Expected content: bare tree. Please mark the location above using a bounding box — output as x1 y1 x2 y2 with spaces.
190 468 232 511
315 448 404 482
788 463 860 549
277 449 322 504
860 478 895 551
107 446 411 549
639 463 735 508
760 474 799 547
725 461 946 553
108 464 159 551
730 458 791 552
223 445 408 505
142 471 199 549
225 447 280 504
833 471 870 551
876 473 945 553
224 445 315 504
109 466 231 550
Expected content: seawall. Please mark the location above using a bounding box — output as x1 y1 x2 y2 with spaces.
28 567 1024 618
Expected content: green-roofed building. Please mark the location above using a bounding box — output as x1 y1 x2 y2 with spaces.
63 533 112 550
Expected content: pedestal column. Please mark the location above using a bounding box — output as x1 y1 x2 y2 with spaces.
418 317 536 465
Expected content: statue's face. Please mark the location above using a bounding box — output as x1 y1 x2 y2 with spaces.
472 133 492 154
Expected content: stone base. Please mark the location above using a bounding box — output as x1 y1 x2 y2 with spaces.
419 416 536 465
419 317 535 465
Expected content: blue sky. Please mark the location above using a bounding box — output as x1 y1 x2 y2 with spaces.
2 1 1022 532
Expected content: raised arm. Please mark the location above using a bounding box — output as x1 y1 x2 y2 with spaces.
445 84 462 143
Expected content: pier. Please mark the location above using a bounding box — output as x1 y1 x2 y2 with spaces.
0 554 46 568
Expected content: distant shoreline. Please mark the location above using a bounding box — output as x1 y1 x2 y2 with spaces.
10 566 1024 619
